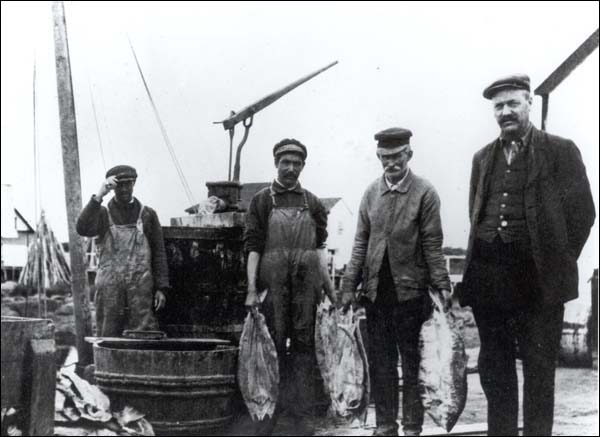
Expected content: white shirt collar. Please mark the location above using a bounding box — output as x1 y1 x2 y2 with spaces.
385 168 410 191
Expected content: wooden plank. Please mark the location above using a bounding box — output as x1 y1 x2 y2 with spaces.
27 339 56 436
1 318 54 408
163 225 243 241
85 336 230 346
534 28 599 96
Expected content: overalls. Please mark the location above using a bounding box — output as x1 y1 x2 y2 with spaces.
95 204 159 336
258 190 322 423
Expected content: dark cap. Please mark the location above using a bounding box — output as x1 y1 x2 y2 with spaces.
273 138 307 160
483 74 530 99
106 165 137 181
375 127 412 155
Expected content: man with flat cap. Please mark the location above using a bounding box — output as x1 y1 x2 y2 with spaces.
342 128 451 436
460 74 595 436
244 139 334 436
77 165 169 337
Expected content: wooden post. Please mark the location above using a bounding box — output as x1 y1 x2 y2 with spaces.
27 339 56 436
540 94 549 131
52 1 93 369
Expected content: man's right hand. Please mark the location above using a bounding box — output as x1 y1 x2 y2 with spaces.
96 176 119 200
245 285 260 310
339 290 355 312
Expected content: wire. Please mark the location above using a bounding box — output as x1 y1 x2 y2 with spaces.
127 37 196 207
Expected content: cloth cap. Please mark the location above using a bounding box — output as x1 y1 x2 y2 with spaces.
483 74 531 99
106 165 137 181
375 127 412 155
273 139 307 160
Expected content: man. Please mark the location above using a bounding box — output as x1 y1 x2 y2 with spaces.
77 165 169 337
245 138 334 436
341 128 451 437
460 74 595 436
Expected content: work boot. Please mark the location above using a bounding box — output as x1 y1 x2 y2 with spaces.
372 425 399 436
254 415 277 436
294 416 316 436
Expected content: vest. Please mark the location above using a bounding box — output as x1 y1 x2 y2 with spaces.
477 144 529 243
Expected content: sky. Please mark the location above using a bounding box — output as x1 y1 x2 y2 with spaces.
1 1 598 299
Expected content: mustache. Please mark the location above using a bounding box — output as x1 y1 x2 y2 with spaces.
500 116 518 124
385 165 401 172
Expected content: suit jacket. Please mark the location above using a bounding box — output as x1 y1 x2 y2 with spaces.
342 171 451 303
461 126 595 306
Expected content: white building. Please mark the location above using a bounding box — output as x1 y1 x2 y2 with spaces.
1 185 34 282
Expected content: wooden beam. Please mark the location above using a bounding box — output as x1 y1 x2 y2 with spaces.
535 28 599 96
540 94 549 131
27 339 56 436
51 1 93 369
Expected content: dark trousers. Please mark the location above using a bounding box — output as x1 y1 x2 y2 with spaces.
366 258 430 435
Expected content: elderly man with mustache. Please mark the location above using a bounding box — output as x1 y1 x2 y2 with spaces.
460 74 595 436
244 138 334 436
341 128 451 436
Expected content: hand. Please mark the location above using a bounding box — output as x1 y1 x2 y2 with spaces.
339 290 355 313
96 176 119 200
322 278 337 305
154 290 166 311
245 285 260 310
439 289 452 311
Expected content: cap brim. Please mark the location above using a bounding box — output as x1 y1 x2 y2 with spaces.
377 145 409 156
483 84 530 99
274 144 306 158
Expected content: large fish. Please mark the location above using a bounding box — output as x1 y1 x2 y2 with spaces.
418 290 468 432
238 308 279 421
315 298 370 422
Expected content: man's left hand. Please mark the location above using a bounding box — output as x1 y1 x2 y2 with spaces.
439 289 452 311
154 290 167 311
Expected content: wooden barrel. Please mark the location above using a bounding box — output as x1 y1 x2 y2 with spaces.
93 338 238 435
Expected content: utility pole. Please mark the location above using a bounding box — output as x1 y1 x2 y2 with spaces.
52 1 93 370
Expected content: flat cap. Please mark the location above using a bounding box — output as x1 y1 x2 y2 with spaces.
375 127 412 155
483 74 530 99
273 138 307 160
106 165 137 181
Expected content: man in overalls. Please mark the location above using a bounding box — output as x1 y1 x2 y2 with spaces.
77 165 169 337
245 139 334 436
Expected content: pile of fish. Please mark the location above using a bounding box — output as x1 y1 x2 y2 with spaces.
418 290 468 432
315 298 370 423
54 366 153 436
238 308 279 421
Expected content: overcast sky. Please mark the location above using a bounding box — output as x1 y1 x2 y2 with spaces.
1 1 598 290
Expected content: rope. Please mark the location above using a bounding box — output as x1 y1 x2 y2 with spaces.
33 56 45 318
127 37 196 207
87 76 107 172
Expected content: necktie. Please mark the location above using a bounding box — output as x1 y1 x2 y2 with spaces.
506 140 522 165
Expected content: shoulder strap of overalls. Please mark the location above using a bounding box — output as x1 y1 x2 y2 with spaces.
137 203 145 222
269 185 277 207
106 205 115 226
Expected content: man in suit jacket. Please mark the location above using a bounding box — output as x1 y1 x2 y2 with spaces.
460 74 595 436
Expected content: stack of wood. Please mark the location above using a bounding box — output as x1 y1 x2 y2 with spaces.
18 211 71 317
